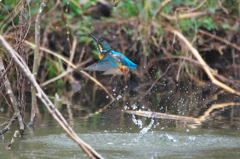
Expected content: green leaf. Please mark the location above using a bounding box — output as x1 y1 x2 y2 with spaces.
222 23 230 29
156 26 164 35
156 70 161 78
209 7 215 13
192 69 199 73
82 0 96 11
156 93 160 101
198 39 203 44
136 37 142 41
92 50 99 56
30 6 40 14
233 26 239 31
79 36 88 43
49 63 56 78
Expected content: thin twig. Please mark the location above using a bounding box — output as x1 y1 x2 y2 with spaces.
0 115 16 136
33 1 49 76
41 58 92 87
140 63 178 100
29 0 49 127
156 0 172 15
0 91 13 113
0 2 17 33
54 93 59 108
199 30 240 51
0 59 12 84
67 36 77 71
160 11 209 21
80 99 115 119
218 0 229 14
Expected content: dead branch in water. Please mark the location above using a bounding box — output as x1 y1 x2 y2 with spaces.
7 130 19 149
125 110 198 123
125 102 240 125
0 35 103 159
124 102 240 124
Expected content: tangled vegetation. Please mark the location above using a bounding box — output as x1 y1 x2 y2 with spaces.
0 0 240 158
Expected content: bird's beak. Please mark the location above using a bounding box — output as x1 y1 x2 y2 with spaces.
89 33 98 43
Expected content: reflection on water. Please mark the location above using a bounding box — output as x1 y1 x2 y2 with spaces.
1 87 240 158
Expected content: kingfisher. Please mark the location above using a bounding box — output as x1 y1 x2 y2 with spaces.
84 34 137 75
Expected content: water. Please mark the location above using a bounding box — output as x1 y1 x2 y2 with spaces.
0 88 240 159
12 130 240 159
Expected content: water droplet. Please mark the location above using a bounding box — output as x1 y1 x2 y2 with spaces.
131 104 137 109
117 95 122 100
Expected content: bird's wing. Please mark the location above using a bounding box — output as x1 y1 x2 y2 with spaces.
111 51 137 69
84 53 118 71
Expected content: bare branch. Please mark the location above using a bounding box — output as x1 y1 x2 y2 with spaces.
29 0 49 127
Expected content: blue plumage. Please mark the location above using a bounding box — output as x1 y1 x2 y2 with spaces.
110 50 137 69
84 34 137 75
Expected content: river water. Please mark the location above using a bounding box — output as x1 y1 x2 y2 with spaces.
0 86 240 159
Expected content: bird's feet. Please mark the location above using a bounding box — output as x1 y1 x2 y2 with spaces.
120 68 128 75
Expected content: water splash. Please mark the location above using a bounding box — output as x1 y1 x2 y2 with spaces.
140 117 155 134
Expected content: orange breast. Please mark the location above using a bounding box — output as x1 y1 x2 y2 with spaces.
99 52 104 59
98 44 103 50
98 44 104 59
116 61 129 70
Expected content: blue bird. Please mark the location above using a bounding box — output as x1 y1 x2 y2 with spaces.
84 34 137 75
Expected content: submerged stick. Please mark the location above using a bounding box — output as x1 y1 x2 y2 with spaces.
126 102 240 124
0 35 103 159
7 130 19 149
197 102 240 122
125 110 198 123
